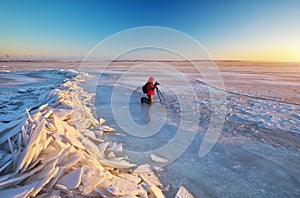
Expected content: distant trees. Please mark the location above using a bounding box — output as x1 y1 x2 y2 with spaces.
0 54 34 62
5 54 10 62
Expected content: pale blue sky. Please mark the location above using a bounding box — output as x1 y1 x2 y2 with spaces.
1 0 300 61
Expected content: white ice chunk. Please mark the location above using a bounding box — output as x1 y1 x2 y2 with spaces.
59 167 83 190
175 185 195 198
0 182 37 198
150 154 169 164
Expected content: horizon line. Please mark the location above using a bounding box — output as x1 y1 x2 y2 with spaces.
1 59 300 64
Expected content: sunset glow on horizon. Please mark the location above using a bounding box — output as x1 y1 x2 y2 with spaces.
1 0 300 62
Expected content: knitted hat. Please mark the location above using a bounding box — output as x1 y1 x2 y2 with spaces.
148 77 155 83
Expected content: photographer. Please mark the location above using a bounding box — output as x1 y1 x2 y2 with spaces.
141 77 159 104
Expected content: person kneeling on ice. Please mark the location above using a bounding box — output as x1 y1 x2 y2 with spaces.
141 77 159 104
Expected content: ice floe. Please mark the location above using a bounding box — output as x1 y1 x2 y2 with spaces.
0 70 167 197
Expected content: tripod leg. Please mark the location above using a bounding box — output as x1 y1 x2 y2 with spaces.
156 88 167 104
156 89 163 106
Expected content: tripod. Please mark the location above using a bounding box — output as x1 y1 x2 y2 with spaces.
156 87 168 108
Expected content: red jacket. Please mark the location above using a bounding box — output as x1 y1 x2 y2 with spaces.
146 82 157 96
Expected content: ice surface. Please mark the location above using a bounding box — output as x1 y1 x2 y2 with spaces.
1 61 299 197
90 61 300 197
0 68 165 197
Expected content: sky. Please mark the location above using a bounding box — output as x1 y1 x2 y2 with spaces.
0 0 300 61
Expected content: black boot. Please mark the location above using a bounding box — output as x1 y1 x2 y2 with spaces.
141 97 147 104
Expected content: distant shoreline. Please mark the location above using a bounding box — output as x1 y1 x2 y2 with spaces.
1 59 300 64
